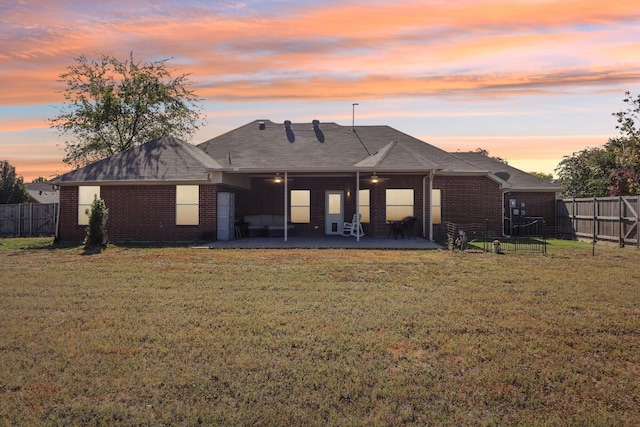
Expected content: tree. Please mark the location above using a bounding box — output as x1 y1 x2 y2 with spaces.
555 147 617 197
0 160 29 204
528 171 554 181
555 91 640 197
50 53 205 168
475 148 508 164
84 196 109 249
611 92 640 195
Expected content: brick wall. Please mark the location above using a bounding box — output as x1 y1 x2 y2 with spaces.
242 175 428 237
433 175 503 240
58 174 509 242
504 191 557 229
58 184 218 243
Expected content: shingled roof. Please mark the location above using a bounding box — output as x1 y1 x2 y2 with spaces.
54 136 223 184
451 152 562 192
53 121 492 184
198 120 479 173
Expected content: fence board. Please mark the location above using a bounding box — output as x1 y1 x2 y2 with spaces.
556 197 639 247
0 203 59 237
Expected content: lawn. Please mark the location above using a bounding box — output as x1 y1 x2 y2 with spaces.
1 238 639 426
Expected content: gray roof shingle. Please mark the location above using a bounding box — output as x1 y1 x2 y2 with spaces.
198 120 480 172
451 152 562 191
54 136 223 184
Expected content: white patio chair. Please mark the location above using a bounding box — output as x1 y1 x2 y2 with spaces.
341 213 365 237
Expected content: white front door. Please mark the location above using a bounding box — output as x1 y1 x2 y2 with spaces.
325 190 344 235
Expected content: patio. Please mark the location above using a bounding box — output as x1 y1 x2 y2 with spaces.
199 235 442 250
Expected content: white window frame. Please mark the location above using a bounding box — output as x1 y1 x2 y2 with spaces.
78 186 100 225
385 189 414 222
432 189 442 224
176 185 199 226
290 190 310 223
358 189 370 223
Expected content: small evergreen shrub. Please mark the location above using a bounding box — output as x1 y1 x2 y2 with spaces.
84 196 109 248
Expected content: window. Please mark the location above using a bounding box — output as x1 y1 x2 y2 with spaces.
358 189 370 223
290 190 310 223
386 189 413 221
78 186 100 225
431 189 442 224
176 185 199 225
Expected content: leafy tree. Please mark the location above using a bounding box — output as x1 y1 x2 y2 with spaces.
556 91 640 197
528 171 554 181
50 53 205 168
0 160 29 204
475 148 508 164
84 196 109 249
611 92 640 195
31 177 50 183
555 147 616 197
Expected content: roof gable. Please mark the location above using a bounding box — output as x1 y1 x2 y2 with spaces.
452 152 562 191
53 136 222 184
198 120 472 172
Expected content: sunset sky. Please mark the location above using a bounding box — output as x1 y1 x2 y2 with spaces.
2 0 640 181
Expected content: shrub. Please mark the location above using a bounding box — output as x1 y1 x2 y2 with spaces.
84 196 109 248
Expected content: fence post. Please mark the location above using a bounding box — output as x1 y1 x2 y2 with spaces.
619 196 624 247
18 203 22 237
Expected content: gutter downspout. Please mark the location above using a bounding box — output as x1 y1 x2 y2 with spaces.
425 171 435 241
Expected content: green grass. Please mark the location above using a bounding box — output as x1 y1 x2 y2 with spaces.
1 239 639 426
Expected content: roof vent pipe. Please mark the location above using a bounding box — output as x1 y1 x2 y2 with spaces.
312 119 320 129
259 121 265 130
284 120 295 143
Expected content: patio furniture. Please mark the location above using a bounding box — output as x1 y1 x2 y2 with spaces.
388 216 417 239
387 221 404 239
243 214 295 237
341 214 365 237
402 216 417 239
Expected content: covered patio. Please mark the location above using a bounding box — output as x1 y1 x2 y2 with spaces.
200 235 442 250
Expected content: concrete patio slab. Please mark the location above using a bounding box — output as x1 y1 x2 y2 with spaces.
198 235 443 250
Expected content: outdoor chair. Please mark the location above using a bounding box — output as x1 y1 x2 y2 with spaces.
341 214 365 237
401 216 417 239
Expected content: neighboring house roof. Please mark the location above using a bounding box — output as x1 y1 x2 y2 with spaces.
25 183 59 204
198 120 480 173
53 136 223 184
451 152 562 192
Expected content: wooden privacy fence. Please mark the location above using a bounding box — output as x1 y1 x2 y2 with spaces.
556 196 639 247
0 203 59 237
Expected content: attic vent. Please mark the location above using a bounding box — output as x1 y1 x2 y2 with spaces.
259 121 265 130
312 120 325 143
284 120 295 143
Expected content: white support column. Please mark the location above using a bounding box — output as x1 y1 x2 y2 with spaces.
429 170 434 241
356 171 360 242
284 171 288 242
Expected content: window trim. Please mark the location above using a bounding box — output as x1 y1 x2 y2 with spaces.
385 188 414 222
290 189 311 223
176 185 200 226
78 186 100 226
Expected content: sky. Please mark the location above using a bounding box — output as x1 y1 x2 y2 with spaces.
2 0 640 182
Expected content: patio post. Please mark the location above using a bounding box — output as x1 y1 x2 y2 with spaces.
284 171 288 242
356 171 360 242
428 171 434 241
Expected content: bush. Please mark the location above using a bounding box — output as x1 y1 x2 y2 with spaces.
84 196 109 248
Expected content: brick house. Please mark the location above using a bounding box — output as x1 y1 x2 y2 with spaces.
52 119 559 243
451 152 561 235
